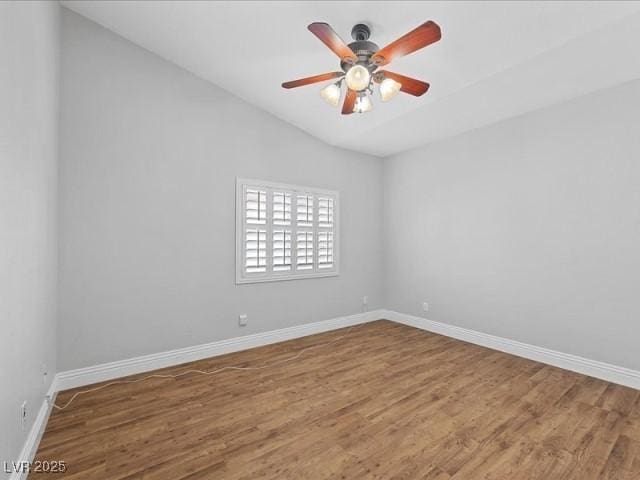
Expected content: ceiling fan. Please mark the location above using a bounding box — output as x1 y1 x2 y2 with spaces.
282 21 441 115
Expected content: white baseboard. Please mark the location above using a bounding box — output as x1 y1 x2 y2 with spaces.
55 310 384 392
8 379 58 480
383 309 640 390
52 308 640 393
15 307 639 478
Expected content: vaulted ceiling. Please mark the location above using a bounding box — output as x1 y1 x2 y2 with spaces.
62 1 640 157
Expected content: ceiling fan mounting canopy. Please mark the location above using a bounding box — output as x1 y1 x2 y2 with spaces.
351 23 371 41
282 20 441 114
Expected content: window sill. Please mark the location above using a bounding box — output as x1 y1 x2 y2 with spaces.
235 270 339 285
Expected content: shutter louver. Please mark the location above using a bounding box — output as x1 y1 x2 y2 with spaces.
296 232 314 270
273 191 291 225
245 228 266 273
296 195 313 227
318 197 334 227
273 230 292 271
318 196 334 269
318 231 334 269
246 189 266 224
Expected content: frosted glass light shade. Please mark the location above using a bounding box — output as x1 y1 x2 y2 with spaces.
320 83 341 107
345 65 371 91
353 95 373 114
379 78 401 101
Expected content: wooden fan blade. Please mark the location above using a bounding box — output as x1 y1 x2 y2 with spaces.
282 72 344 89
308 23 357 62
375 71 430 97
342 89 357 115
372 21 441 66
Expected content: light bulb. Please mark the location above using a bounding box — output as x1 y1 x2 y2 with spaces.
353 95 373 114
320 83 341 107
379 78 401 102
345 65 371 92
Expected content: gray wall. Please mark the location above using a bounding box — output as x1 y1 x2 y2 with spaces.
384 79 640 371
58 10 384 371
0 1 59 473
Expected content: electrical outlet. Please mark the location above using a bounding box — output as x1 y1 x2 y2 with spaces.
362 296 368 306
21 401 27 431
238 314 248 327
422 302 429 312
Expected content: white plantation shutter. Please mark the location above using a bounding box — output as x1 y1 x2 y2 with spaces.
318 231 334 269
236 179 339 283
245 189 266 224
245 229 267 273
273 191 291 225
296 195 313 226
296 231 314 270
273 230 292 271
317 196 334 269
318 197 334 227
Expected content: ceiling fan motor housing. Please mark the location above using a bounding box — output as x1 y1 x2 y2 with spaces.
342 24 379 72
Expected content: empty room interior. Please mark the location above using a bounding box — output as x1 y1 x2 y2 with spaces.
3 1 640 478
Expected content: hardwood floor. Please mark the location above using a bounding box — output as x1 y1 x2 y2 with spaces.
32 320 640 479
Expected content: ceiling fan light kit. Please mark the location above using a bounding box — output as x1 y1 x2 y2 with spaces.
354 93 373 114
344 64 371 91
282 21 441 115
320 82 341 107
379 78 402 102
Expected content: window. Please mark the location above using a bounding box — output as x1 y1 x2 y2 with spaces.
236 178 339 283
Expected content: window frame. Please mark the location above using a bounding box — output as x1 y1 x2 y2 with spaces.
235 178 340 284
